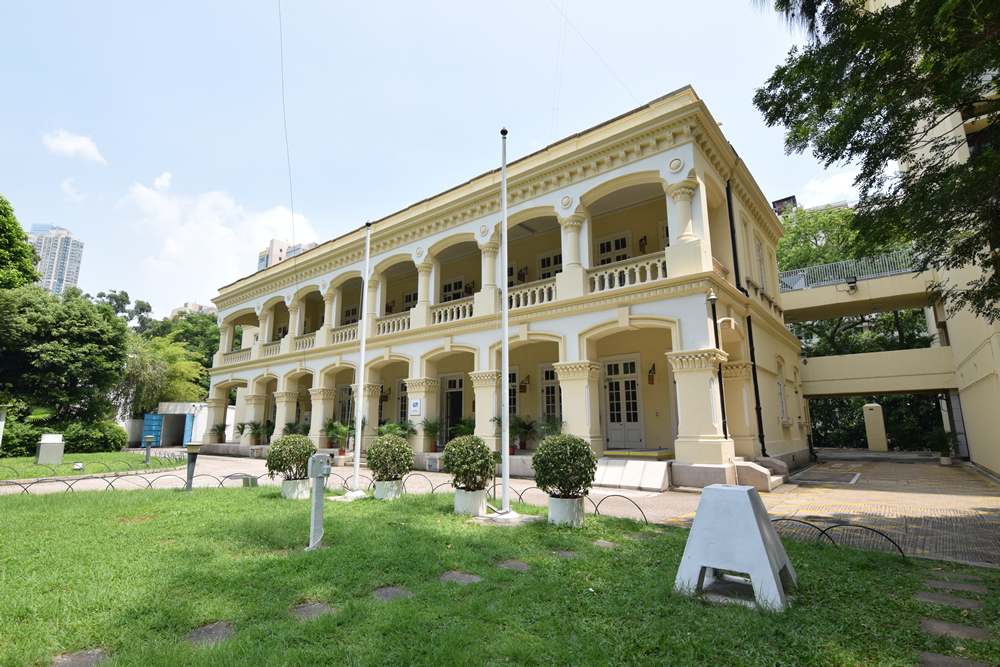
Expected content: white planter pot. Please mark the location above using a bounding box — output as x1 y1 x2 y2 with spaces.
374 479 403 500
454 488 488 516
548 496 585 527
939 456 953 466
281 478 311 500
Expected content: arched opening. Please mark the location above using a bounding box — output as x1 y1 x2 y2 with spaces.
490 338 562 452
338 277 363 325
434 240 480 306
380 259 418 320
586 181 669 271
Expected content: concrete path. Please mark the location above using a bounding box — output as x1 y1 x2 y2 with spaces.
4 450 998 566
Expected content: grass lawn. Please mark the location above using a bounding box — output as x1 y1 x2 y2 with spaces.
0 488 996 666
0 453 183 480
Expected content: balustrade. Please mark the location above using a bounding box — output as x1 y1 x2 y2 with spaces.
262 342 281 358
293 332 316 352
376 312 411 336
588 253 668 294
431 297 474 324
330 323 358 345
508 279 557 311
222 348 251 365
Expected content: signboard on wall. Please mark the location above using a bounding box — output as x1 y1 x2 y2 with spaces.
409 398 422 417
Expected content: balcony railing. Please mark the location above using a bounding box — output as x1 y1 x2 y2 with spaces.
778 249 916 292
223 348 251 364
509 279 556 311
330 323 358 345
262 342 281 358
376 311 411 336
431 297 474 324
293 332 316 352
588 253 668 294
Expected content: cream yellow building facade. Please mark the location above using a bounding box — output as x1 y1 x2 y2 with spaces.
204 87 811 488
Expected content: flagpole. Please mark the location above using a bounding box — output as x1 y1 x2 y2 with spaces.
494 127 518 522
347 221 373 498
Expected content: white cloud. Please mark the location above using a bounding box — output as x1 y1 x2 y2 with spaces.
797 170 859 208
119 179 319 318
42 129 107 164
60 178 85 203
154 172 172 190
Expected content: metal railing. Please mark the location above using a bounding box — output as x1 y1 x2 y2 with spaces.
778 249 916 292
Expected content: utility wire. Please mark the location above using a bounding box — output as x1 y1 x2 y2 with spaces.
546 0 641 106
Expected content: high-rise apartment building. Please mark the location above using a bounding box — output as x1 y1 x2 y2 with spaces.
27 225 84 296
257 239 318 271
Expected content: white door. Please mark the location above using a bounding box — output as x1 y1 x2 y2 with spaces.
602 355 644 449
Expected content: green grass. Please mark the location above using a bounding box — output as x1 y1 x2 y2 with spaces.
0 452 183 480
0 489 997 666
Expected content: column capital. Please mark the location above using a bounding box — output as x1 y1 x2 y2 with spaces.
468 370 502 388
352 383 383 397
666 349 728 371
206 397 229 408
367 278 381 290
308 387 338 401
666 184 697 203
322 292 336 303
479 243 500 258
553 361 602 381
722 361 754 378
559 213 586 228
273 391 300 403
404 377 439 391
416 263 433 275
244 394 267 406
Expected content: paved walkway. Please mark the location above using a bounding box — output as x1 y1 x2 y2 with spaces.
4 451 998 566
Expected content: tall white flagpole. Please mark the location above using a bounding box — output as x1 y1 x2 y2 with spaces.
494 128 518 521
347 221 373 498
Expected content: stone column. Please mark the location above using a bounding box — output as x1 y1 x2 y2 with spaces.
663 179 709 276
411 264 433 328
404 378 439 452
722 361 756 459
469 371 502 452
318 291 338 346
667 348 736 487
553 361 603 456
308 388 337 449
473 245 499 317
363 278 380 337
203 397 230 444
242 394 268 446
352 383 382 453
556 215 589 299
280 300 300 355
273 391 301 433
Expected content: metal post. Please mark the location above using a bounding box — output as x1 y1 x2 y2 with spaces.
346 222 373 500
185 443 201 492
305 453 331 551
144 435 152 466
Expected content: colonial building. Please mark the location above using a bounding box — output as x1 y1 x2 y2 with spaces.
204 87 808 488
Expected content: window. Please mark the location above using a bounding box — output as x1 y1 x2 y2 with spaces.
402 291 418 311
539 365 562 419
756 238 767 292
508 369 518 415
777 366 787 422
397 380 408 422
338 386 354 423
537 251 563 280
342 306 359 325
441 277 464 302
597 233 630 266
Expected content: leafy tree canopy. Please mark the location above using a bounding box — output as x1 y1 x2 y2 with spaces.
95 290 152 328
776 205 857 271
139 310 236 392
755 0 1000 319
0 193 40 289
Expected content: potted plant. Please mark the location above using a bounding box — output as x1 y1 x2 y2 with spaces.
281 422 310 436
421 418 444 453
321 418 349 454
266 434 317 499
490 415 520 456
234 422 248 440
510 414 536 450
366 434 413 500
245 420 266 446
377 420 417 438
442 435 494 516
208 423 227 443
450 417 476 438
532 434 598 528
925 427 961 465
537 414 564 442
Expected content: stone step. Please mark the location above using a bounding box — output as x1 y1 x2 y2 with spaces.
924 579 988 594
913 591 983 610
928 571 983 582
919 651 990 667
918 618 991 641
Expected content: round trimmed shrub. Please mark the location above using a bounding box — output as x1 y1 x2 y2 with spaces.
0 421 42 458
366 434 413 482
266 434 316 480
531 434 597 499
442 435 493 491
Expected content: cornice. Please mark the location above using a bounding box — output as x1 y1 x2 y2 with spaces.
666 349 728 371
468 370 502 388
404 378 439 390
553 361 602 381
273 391 300 402
722 361 754 378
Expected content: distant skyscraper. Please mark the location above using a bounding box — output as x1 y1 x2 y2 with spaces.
27 226 84 295
170 302 218 318
257 238 318 271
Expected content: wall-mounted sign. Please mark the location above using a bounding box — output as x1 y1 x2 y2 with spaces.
409 398 422 417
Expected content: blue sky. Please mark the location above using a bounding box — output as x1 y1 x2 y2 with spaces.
0 1 859 318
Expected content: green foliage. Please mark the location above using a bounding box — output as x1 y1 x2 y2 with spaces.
442 435 494 491
62 421 128 454
531 434 597 499
320 419 350 447
923 426 961 456
755 0 1000 320
146 332 207 403
536 414 565 441
281 422 310 436
377 420 417 438
265 434 316 480
365 434 413 482
420 418 444 445
209 423 227 438
776 206 859 271
809 393 943 450
107 331 168 420
0 193 40 289
139 311 234 392
450 417 476 438
0 420 43 457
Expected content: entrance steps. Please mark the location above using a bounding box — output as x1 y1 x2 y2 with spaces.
594 457 671 492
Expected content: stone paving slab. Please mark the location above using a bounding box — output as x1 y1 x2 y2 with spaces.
290 602 337 622
440 570 482 585
627 533 654 540
593 540 619 548
924 580 988 594
372 586 413 601
929 572 983 581
497 560 529 571
554 551 580 559
919 618 992 641
913 591 984 610
186 621 234 647
919 651 990 666
51 649 107 666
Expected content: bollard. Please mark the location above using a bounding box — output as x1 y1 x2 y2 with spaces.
144 435 153 465
305 453 332 551
185 443 202 492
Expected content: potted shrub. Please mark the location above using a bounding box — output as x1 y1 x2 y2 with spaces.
510 414 536 450
442 435 493 516
450 417 476 438
366 434 413 500
321 418 349 454
532 434 598 528
245 421 266 446
421 418 444 453
266 434 317 499
281 422 310 436
208 423 227 443
378 420 417 438
537 414 564 442
925 427 961 465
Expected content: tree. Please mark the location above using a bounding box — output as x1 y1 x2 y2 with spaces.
138 311 235 392
145 332 207 403
95 290 153 329
107 331 169 420
755 0 1000 319
0 193 40 289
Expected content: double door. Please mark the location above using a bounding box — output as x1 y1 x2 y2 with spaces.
602 355 644 449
